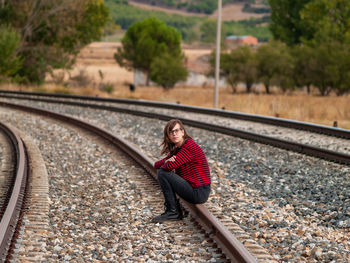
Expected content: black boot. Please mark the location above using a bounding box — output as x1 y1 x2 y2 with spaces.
176 198 183 219
152 201 182 222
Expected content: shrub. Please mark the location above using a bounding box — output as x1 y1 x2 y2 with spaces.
99 82 114 94
0 25 23 78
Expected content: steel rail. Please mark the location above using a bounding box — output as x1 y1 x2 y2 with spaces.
0 122 28 262
0 101 258 263
0 98 349 165
0 90 349 139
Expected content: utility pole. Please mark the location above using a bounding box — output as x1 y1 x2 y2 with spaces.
214 0 222 108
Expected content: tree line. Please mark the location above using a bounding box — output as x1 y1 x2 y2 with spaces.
209 0 350 96
0 0 109 84
209 40 350 96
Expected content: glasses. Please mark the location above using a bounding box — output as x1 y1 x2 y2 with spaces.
169 128 183 136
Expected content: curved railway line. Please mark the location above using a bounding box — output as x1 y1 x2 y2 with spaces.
0 91 349 165
0 90 349 139
0 103 261 262
0 92 349 262
0 122 29 262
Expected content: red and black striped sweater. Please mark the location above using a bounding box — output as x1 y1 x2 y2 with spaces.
154 138 211 187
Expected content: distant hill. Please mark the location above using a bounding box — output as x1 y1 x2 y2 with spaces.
129 0 270 21
105 0 272 43
128 0 270 19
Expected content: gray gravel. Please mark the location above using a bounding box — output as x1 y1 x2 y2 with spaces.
0 107 219 262
1 100 350 262
57 98 350 154
3 97 350 154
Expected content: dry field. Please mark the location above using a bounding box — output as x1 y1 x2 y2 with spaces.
47 42 213 84
3 42 350 130
105 85 350 130
128 1 267 21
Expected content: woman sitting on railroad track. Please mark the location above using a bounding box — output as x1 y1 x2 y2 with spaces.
152 119 211 222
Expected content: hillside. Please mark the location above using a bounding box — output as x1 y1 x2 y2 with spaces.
128 0 270 17
105 0 272 43
129 1 269 21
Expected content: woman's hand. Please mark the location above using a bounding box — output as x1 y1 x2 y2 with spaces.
165 156 176 163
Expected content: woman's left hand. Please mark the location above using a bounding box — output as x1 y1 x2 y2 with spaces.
165 156 176 163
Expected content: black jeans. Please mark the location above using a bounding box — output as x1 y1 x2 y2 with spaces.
157 169 211 209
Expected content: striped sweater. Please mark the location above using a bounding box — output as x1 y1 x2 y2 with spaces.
154 138 211 187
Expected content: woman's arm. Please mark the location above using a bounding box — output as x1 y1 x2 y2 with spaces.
154 155 171 169
160 147 191 171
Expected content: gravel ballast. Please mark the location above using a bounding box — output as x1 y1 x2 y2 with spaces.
0 100 349 262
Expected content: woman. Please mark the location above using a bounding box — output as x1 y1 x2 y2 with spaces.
152 119 211 222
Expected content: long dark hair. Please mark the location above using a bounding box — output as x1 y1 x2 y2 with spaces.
161 119 191 155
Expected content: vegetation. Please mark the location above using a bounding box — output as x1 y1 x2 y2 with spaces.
106 0 199 42
208 0 350 96
0 0 109 84
224 17 272 42
242 3 270 14
105 0 271 43
150 53 188 89
269 0 350 45
269 0 312 46
209 46 257 93
271 0 350 96
301 0 350 43
0 25 23 81
209 39 350 96
129 0 254 15
115 17 187 88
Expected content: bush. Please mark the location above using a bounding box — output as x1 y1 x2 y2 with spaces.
70 69 92 87
0 25 23 78
99 82 114 94
150 53 188 89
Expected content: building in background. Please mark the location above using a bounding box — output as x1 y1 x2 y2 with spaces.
225 35 258 46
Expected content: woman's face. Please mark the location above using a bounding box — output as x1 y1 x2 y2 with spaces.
168 123 185 146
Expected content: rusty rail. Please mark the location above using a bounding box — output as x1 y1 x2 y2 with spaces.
0 101 258 262
0 90 349 139
0 122 28 262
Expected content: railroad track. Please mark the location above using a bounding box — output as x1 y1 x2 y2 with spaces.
0 94 349 262
0 103 263 262
0 92 349 165
0 122 29 262
0 90 349 139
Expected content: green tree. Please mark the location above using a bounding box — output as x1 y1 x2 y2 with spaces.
114 17 184 85
0 0 109 83
301 0 350 43
306 40 350 96
256 40 294 93
0 25 23 79
219 46 257 93
150 53 188 89
292 44 314 94
271 46 295 93
268 0 313 45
